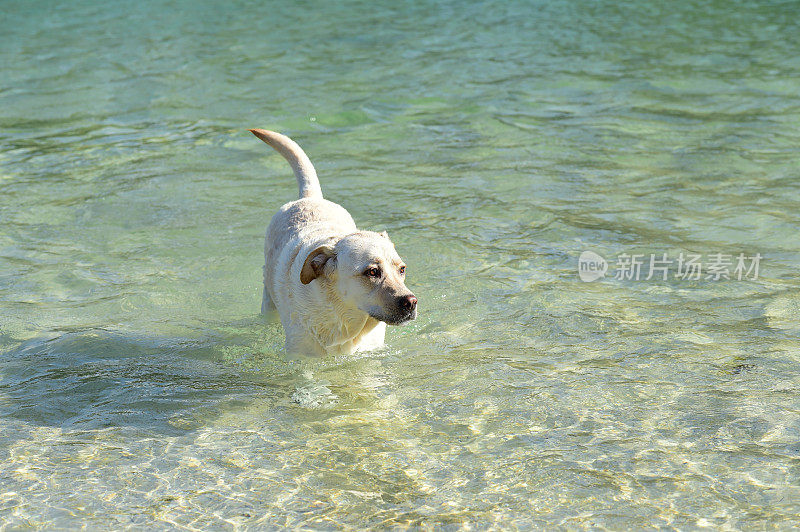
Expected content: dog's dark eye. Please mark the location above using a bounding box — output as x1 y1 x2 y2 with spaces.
399 266 406 274
365 267 381 278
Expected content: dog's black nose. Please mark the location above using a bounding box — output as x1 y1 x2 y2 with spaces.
399 295 417 312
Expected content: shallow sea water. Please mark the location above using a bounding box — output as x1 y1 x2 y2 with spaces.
2 0 800 529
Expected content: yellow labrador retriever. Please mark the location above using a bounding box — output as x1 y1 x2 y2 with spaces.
249 129 417 356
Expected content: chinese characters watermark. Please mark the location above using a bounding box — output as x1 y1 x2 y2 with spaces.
578 251 761 282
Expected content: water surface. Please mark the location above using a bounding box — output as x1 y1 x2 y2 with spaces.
2 0 800 528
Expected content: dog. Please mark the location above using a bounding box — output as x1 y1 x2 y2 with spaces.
249 129 417 356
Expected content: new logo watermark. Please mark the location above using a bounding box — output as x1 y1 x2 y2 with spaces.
578 251 608 282
578 251 761 282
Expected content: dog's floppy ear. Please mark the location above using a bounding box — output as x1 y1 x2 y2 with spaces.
379 230 389 239
300 245 335 284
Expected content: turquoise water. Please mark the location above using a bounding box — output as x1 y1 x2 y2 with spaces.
2 0 800 528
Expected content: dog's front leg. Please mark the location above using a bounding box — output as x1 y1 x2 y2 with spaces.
356 321 386 352
285 328 328 357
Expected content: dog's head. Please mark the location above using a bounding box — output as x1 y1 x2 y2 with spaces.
300 231 417 325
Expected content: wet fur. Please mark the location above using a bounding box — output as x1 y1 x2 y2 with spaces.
250 129 416 356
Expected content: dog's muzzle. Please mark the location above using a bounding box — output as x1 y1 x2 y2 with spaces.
390 294 417 324
399 294 417 313
371 294 417 325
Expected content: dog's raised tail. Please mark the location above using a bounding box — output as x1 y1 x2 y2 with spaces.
249 129 322 199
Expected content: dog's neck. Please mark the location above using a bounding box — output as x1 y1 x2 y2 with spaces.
307 281 381 355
